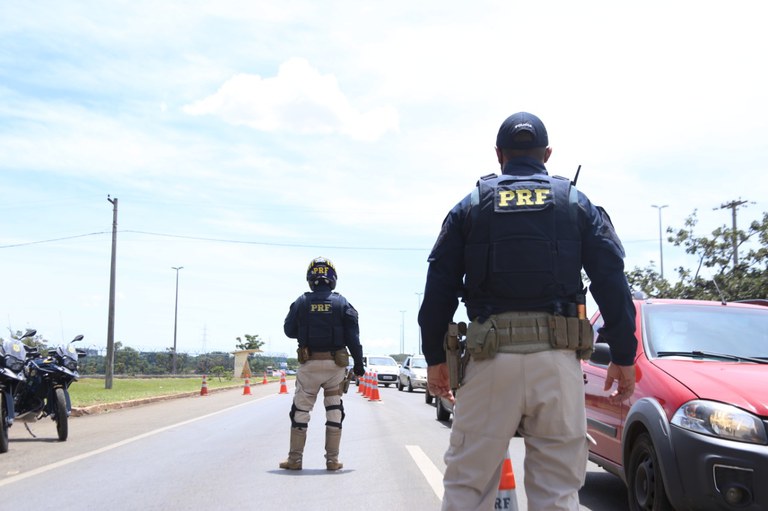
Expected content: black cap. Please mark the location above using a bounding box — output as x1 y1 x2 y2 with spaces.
496 112 548 149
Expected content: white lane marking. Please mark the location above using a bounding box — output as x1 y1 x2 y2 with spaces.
406 444 444 501
0 396 273 488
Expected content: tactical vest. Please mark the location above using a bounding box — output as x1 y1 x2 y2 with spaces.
297 291 346 351
463 173 583 312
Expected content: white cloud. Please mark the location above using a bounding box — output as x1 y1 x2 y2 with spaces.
182 58 399 141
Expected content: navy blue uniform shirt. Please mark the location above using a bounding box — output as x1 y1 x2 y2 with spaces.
418 158 637 366
284 282 364 366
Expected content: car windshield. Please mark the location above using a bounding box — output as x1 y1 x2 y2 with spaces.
369 357 397 366
411 357 427 368
645 304 768 360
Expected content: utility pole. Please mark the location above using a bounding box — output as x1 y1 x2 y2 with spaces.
415 292 423 354
105 196 118 390
172 266 184 374
399 310 406 355
651 205 668 279
714 199 753 267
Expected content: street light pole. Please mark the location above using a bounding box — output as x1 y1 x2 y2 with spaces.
415 292 423 354
172 266 183 374
651 205 668 279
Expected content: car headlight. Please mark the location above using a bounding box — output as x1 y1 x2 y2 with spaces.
671 400 768 445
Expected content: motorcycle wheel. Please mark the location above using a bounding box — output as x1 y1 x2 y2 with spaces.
54 388 68 441
1 392 9 453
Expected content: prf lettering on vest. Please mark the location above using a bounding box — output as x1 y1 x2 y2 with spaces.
497 188 550 207
311 302 332 313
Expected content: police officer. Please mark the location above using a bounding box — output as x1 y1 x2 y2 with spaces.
280 257 365 471
418 112 637 510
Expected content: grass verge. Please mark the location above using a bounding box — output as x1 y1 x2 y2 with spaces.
68 377 279 407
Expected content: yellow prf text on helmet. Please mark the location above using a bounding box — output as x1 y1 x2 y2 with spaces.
306 257 337 290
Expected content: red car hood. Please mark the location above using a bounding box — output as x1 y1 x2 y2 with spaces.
652 359 768 416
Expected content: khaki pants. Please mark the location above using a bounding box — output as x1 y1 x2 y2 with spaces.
442 351 588 511
292 359 346 428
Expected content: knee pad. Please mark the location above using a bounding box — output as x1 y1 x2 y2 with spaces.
290 403 309 429
325 399 345 428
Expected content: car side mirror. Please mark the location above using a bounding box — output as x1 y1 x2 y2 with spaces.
589 343 611 366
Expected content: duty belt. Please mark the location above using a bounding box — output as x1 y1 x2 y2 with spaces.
308 351 335 360
493 311 554 354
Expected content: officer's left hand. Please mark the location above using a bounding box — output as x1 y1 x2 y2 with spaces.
605 362 636 404
353 363 365 377
427 363 455 404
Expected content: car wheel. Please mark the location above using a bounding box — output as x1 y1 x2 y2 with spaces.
425 391 434 404
407 378 414 392
436 397 451 422
397 379 403 391
627 432 673 511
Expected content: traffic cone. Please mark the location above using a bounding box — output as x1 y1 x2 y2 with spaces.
200 375 209 396
262 372 268 384
363 372 371 398
279 374 289 394
496 450 519 510
368 371 381 402
356 373 363 393
243 377 252 395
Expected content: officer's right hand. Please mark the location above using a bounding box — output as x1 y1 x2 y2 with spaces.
353 364 365 377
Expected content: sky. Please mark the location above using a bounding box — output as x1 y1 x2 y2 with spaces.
2 1 767 359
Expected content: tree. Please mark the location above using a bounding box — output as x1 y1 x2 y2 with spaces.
235 334 264 351
627 209 768 300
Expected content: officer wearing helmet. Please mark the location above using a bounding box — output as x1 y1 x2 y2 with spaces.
419 112 637 510
280 257 365 471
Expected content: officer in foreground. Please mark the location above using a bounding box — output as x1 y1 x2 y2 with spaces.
280 257 365 471
418 112 637 510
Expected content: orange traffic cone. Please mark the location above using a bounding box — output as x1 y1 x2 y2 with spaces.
368 371 381 402
496 449 519 510
262 372 268 384
200 375 209 396
356 373 363 393
243 377 252 395
279 374 289 394
363 372 371 398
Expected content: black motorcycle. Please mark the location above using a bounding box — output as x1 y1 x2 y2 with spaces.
1 329 36 453
14 334 85 441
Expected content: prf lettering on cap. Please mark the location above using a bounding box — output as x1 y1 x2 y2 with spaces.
494 184 553 213
310 302 333 314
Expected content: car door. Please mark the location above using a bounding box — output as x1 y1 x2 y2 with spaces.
400 357 411 385
581 313 625 465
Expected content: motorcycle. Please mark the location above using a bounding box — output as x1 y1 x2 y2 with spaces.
1 329 36 453
14 334 85 442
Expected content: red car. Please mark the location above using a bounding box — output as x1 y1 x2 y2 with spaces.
583 298 768 511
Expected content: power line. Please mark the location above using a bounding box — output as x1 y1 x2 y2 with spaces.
0 229 428 251
0 232 109 248
123 230 426 251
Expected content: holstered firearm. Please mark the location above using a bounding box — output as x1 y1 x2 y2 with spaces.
342 369 353 394
444 322 469 389
297 346 310 364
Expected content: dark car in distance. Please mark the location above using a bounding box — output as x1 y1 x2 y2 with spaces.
583 298 768 511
